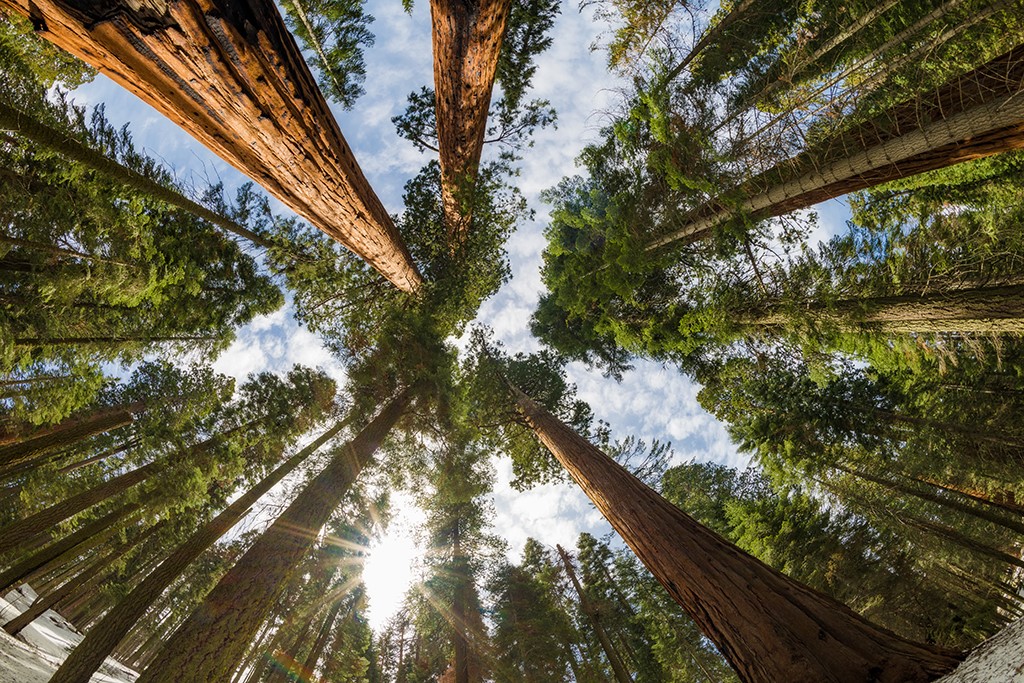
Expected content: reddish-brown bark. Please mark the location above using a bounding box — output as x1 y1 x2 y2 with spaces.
430 0 512 243
0 0 422 291
513 389 962 682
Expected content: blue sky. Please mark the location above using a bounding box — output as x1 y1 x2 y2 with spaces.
65 0 852 626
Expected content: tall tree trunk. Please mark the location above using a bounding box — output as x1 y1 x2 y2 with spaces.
744 283 1024 334
135 390 411 683
451 521 471 683
902 515 1024 571
301 598 345 680
661 0 758 84
2 520 160 635
913 476 1024 517
556 545 632 683
0 501 141 595
430 0 512 242
831 463 1024 536
49 416 350 683
0 426 234 558
0 400 144 464
0 101 279 253
0 0 422 292
512 387 961 682
648 45 1024 249
0 461 159 557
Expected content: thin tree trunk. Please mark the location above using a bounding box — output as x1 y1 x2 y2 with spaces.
0 461 159 558
57 437 141 475
903 515 1024 571
0 426 235 558
0 401 143 461
136 390 411 683
49 417 351 683
557 545 632 683
451 521 471 683
0 0 422 291
832 463 1024 536
512 387 961 682
430 0 511 243
648 45 1024 249
14 335 216 347
0 233 132 267
661 0 758 84
0 501 141 595
913 475 1024 517
301 599 344 680
3 521 159 635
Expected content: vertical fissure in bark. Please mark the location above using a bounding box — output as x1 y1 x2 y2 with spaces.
512 386 961 682
0 0 422 290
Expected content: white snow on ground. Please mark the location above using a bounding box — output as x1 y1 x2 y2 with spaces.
939 617 1024 682
0 585 136 683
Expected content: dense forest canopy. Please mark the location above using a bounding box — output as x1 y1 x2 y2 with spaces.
0 0 1022 681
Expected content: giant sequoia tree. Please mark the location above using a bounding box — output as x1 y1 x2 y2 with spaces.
2 0 1023 680
0 0 422 290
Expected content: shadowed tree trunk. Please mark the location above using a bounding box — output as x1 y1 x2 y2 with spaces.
830 463 1024 536
2 520 162 636
0 0 422 291
511 387 962 682
648 45 1024 249
135 389 411 683
49 416 352 683
556 544 632 683
0 401 145 466
0 501 142 596
430 0 512 243
300 598 346 680
0 427 236 557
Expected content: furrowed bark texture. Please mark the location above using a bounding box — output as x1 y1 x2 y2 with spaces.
135 391 410 683
513 389 962 682
0 0 422 291
744 283 1024 334
49 417 351 683
649 46 1024 249
430 0 511 242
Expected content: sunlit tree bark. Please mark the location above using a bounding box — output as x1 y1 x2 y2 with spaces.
0 0 422 291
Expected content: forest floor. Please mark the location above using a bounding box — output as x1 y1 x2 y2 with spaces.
0 586 136 683
0 582 1019 682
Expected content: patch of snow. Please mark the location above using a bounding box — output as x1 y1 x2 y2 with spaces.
939 618 1024 682
0 586 137 683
